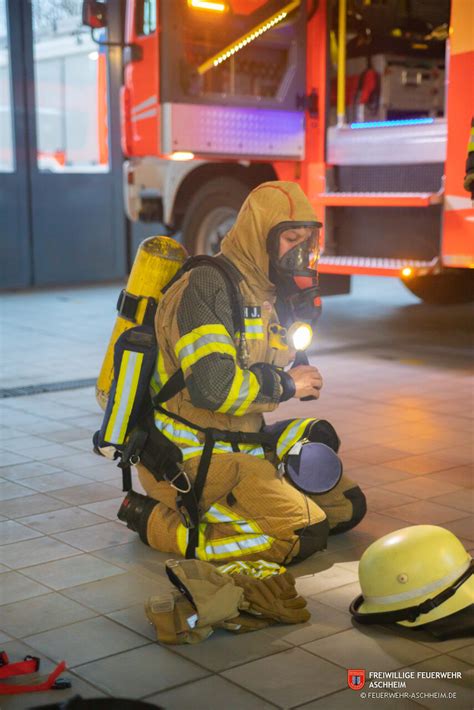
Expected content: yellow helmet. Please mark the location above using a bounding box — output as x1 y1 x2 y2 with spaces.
350 525 474 634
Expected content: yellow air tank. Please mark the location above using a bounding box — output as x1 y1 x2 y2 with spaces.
96 236 188 410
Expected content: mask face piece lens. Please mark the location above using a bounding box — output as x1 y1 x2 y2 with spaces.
267 221 322 327
278 230 320 276
267 222 322 276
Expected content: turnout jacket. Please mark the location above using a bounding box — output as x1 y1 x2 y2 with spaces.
151 181 319 460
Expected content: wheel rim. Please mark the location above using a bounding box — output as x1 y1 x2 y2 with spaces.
194 207 238 255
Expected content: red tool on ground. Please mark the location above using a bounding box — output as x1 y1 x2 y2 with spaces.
0 651 70 695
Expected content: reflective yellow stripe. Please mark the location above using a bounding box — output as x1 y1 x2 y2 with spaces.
217 367 244 413
217 560 285 578
196 533 274 561
181 342 235 372
468 141 474 152
176 523 188 556
276 418 315 459
235 330 264 341
180 443 265 461
150 374 160 395
244 318 264 340
217 367 260 416
238 443 265 457
208 503 263 536
179 505 274 561
175 324 232 355
234 371 260 415
154 409 201 447
150 349 169 394
154 411 265 461
157 349 168 386
213 442 265 457
204 504 237 524
105 351 144 444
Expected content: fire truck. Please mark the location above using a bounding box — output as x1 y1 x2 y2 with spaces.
83 0 474 303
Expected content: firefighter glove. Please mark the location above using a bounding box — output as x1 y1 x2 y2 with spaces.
233 571 311 624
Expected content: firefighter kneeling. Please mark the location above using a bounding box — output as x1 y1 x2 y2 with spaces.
116 182 366 564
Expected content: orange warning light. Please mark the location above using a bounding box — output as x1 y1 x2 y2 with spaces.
188 0 228 11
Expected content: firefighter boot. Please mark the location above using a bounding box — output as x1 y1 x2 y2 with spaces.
117 490 157 545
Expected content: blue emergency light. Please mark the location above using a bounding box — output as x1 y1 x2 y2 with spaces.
350 118 435 129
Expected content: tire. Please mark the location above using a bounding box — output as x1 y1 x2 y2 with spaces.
401 270 474 305
181 178 250 255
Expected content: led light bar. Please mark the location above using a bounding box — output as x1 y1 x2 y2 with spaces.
188 0 228 11
197 0 301 75
350 118 434 129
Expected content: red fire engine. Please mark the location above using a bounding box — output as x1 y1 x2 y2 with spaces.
83 0 474 303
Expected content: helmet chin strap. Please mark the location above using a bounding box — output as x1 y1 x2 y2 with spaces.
350 560 474 626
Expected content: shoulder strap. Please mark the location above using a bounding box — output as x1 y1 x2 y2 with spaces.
163 254 245 338
152 254 248 408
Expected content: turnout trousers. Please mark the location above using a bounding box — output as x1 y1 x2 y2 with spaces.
137 433 365 565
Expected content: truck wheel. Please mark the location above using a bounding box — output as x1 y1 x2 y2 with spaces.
401 270 474 305
181 178 249 255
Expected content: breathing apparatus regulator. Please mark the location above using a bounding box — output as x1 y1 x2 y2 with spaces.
267 219 323 399
265 218 343 495
267 219 323 328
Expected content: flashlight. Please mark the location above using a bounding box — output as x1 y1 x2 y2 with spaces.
287 322 317 401
287 322 313 351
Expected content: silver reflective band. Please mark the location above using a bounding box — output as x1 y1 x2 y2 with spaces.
106 351 144 444
131 95 158 114
364 560 472 606
177 332 234 361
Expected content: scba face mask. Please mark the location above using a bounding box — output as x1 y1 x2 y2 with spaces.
268 221 321 277
267 221 323 327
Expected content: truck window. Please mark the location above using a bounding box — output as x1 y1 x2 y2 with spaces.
136 0 157 36
329 0 451 126
159 0 305 109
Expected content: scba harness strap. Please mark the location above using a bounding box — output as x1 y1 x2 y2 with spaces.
0 651 70 695
150 400 276 558
97 255 277 560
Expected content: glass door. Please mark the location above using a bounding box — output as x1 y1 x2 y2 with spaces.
29 0 125 285
0 0 31 287
1 0 126 288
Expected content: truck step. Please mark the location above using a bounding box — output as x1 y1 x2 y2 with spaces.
315 191 443 207
318 256 437 276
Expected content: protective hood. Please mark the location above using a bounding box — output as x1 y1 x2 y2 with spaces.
220 181 319 298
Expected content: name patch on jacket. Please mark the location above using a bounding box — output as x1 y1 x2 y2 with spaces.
243 306 261 319
242 306 264 340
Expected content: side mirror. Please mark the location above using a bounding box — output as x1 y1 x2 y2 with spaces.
82 0 108 29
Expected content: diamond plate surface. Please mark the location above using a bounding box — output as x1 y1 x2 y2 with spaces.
163 103 305 158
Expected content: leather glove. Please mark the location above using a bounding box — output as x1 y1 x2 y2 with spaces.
165 559 244 628
233 571 311 624
145 590 213 645
217 612 274 634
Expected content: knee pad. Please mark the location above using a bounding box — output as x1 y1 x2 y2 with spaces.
306 420 341 453
329 486 367 535
293 518 330 561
